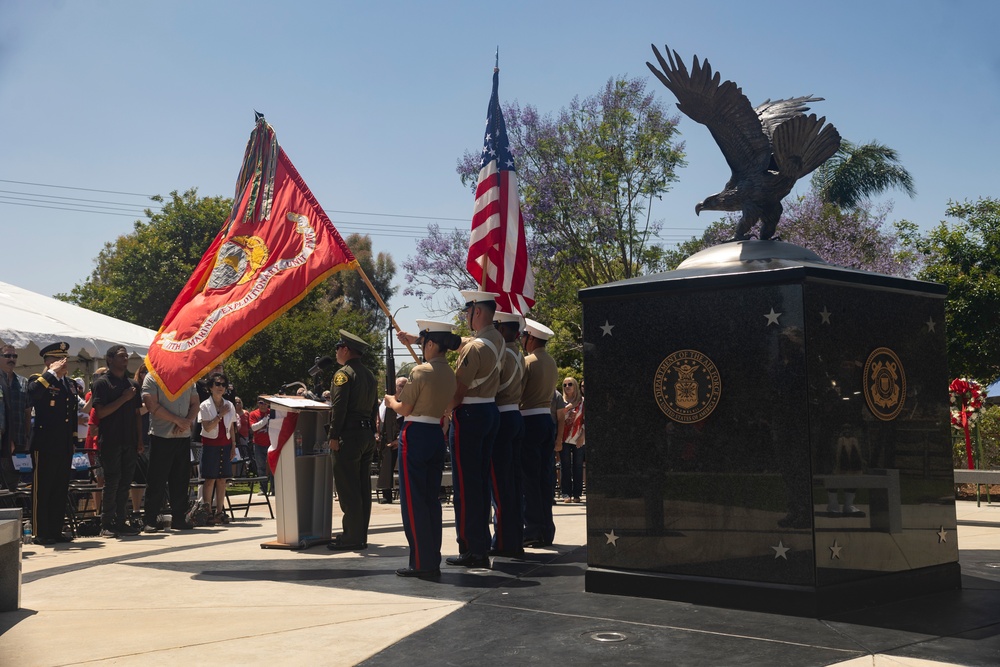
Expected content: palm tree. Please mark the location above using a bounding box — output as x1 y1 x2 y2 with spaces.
812 140 916 209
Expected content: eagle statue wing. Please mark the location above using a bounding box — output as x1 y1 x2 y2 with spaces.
754 96 822 140
647 44 771 178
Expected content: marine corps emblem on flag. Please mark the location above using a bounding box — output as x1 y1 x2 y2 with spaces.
863 347 905 421
653 349 722 423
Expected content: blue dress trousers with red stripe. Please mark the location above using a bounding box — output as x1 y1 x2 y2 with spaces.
398 421 447 571
449 402 499 557
490 409 524 552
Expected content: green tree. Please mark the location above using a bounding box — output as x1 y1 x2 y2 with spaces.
59 188 231 329
320 233 397 331
909 198 1000 384
811 140 916 209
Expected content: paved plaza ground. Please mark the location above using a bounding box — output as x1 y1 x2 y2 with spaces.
1 498 999 666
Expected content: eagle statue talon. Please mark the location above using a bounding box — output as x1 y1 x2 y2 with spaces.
647 43 840 243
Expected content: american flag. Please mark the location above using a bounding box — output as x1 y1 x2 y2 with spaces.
466 68 535 315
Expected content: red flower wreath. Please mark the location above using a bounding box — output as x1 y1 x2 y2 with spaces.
950 377 987 469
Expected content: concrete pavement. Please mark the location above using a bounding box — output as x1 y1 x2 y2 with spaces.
1 498 998 666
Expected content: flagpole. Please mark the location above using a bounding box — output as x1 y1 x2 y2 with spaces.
354 264 421 363
480 48 500 293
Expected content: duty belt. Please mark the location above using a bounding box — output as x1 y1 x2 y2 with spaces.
345 418 374 430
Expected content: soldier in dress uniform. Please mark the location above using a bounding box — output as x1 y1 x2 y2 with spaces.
27 342 77 545
489 309 526 557
384 319 459 577
327 329 378 551
519 318 559 548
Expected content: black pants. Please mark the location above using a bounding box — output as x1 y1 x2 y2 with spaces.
331 430 376 544
144 435 192 525
521 414 556 545
33 447 73 539
0 456 19 503
101 440 138 528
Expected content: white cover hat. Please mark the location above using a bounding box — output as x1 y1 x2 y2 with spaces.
460 290 500 308
523 318 554 340
416 319 455 334
493 310 524 326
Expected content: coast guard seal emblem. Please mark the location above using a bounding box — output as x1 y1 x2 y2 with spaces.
863 347 905 421
654 349 722 423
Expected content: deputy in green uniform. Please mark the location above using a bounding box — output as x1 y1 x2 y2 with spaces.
327 329 378 551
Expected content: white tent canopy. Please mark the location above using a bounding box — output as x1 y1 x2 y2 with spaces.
0 280 156 378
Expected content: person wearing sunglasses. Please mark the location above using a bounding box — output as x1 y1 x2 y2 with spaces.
559 377 585 504
0 345 30 498
197 372 238 525
327 330 378 551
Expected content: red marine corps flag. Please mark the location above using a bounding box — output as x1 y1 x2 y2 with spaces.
467 58 535 314
146 114 358 399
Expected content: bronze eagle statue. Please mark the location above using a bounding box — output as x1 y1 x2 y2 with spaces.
647 44 841 240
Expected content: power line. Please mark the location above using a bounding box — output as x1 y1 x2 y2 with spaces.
0 199 144 218
0 194 153 214
0 178 155 198
0 189 164 210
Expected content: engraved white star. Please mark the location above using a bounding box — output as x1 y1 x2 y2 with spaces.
600 320 615 336
820 307 832 325
926 317 937 333
605 530 619 546
771 540 789 559
830 540 842 560
764 308 782 326
938 526 948 543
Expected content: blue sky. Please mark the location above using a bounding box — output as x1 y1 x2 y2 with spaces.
1 0 998 333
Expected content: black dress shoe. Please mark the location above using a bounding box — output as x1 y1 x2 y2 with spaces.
522 538 542 548
33 536 56 546
54 533 75 543
396 567 440 578
489 548 525 558
327 538 368 551
445 553 490 568
377 498 392 504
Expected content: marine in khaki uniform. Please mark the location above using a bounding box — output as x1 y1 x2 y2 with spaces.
489 309 526 556
384 319 460 577
518 318 559 548
327 330 378 551
396 290 504 568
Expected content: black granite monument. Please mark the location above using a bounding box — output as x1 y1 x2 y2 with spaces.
580 241 960 616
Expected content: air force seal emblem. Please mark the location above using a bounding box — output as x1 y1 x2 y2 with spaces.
653 349 722 423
